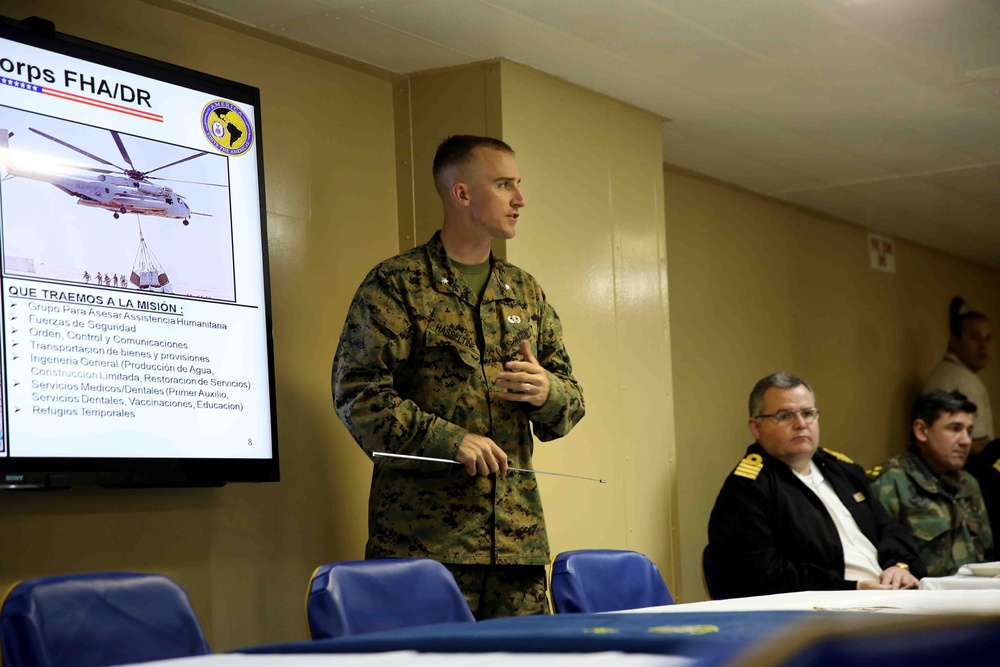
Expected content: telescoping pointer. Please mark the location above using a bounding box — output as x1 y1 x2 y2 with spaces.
372 451 607 483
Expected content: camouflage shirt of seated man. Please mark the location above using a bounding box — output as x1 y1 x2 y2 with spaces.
869 391 994 577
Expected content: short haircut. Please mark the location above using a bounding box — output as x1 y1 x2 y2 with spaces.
911 390 977 433
748 372 813 418
432 135 514 193
949 296 988 337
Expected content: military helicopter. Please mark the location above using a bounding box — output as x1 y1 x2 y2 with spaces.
0 127 219 226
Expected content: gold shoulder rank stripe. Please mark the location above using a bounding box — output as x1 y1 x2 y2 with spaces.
993 459 1000 475
823 448 854 464
866 465 883 480
853 492 865 503
733 453 764 481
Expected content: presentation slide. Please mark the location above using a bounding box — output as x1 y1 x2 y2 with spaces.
0 28 274 464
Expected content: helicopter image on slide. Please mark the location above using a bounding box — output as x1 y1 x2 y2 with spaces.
0 127 218 226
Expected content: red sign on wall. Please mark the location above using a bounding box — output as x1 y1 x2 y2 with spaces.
868 233 896 274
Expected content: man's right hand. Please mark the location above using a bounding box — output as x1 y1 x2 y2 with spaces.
856 579 891 590
456 433 508 477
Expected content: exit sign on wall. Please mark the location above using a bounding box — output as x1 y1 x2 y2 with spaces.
868 233 896 274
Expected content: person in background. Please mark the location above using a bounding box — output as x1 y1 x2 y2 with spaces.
925 297 994 447
332 135 585 619
924 296 1000 542
706 372 924 599
868 391 992 577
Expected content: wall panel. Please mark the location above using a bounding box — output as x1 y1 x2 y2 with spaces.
666 165 1000 603
501 62 677 593
0 0 397 650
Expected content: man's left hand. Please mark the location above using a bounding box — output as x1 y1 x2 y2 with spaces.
497 340 550 408
878 565 919 590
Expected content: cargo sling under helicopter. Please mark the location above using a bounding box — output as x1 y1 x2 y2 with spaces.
0 126 220 225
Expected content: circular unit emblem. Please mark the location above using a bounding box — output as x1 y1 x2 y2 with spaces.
201 100 253 155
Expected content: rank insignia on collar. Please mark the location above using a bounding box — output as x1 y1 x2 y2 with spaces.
853 492 865 503
993 459 1000 475
734 453 764 480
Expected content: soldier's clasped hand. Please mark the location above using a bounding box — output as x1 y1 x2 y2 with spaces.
497 340 551 408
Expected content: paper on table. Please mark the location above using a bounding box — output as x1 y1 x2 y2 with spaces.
963 562 1000 577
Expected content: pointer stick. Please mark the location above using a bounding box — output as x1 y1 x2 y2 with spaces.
372 451 607 483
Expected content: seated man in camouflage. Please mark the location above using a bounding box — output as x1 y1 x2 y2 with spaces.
869 390 994 576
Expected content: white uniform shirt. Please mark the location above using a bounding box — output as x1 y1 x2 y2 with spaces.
793 460 882 582
925 353 994 441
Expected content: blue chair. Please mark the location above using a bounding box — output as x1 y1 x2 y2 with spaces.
0 571 210 667
702 545 724 600
306 558 475 639
549 549 673 613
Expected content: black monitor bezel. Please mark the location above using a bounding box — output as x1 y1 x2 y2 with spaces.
0 15 279 488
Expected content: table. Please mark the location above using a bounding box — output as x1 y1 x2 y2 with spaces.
134 590 1000 667
237 610 818 664
137 652 695 666
918 563 1000 590
617 589 1000 614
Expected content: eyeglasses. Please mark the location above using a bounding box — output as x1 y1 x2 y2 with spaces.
754 408 820 425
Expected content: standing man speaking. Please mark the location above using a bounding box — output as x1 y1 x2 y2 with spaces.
332 135 585 619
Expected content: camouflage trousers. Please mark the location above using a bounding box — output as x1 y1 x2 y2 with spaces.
443 564 548 620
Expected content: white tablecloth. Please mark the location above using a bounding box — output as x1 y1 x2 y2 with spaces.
919 562 1000 590
616 589 1000 615
919 575 1000 590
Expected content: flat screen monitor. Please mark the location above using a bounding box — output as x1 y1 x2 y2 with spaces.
0 16 278 488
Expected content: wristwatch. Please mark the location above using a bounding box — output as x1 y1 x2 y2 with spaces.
894 562 910 570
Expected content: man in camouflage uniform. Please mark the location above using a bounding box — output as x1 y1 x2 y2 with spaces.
924 298 1000 546
332 135 585 619
869 390 993 576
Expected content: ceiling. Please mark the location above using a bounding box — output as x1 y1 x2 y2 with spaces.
176 0 1000 268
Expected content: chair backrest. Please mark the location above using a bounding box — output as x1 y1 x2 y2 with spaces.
549 549 673 613
0 572 210 667
306 558 475 639
702 545 724 600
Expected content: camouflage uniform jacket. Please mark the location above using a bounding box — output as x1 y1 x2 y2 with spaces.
869 449 993 577
332 232 585 565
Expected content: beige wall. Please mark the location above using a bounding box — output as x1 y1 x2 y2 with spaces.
500 62 679 595
396 60 679 594
5 0 998 645
0 0 397 651
400 62 506 258
406 63 502 248
0 0 680 648
665 165 1000 603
